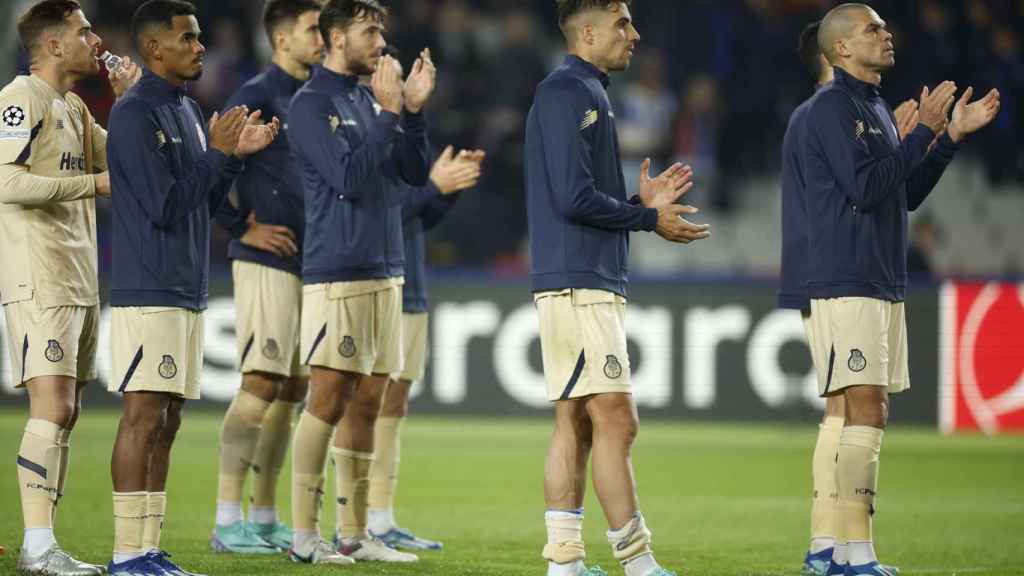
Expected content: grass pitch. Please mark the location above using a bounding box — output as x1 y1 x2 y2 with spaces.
0 409 1022 575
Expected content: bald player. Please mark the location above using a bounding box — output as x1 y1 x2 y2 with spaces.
804 4 999 575
780 21 915 576
1 1 137 574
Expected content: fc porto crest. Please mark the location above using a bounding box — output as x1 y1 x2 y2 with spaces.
44 339 64 363
848 349 867 373
338 335 357 358
262 338 280 360
603 354 623 379
158 354 178 379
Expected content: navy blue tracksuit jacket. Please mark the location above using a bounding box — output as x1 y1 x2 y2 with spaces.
802 67 957 302
401 180 457 313
778 87 823 311
525 55 658 298
108 70 243 310
215 64 306 276
288 66 430 285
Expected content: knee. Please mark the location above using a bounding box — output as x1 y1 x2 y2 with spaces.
595 408 638 444
160 407 183 445
280 377 309 403
350 393 383 424
50 400 76 430
121 404 165 443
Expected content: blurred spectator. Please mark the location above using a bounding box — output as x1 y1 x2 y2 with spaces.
908 215 941 282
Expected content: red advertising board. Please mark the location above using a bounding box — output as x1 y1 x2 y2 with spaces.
941 282 1024 434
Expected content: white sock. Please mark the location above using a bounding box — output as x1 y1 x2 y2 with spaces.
848 541 877 566
215 500 244 527
810 537 835 555
548 559 585 576
624 552 659 576
22 528 56 556
293 529 319 550
832 543 849 565
249 506 277 525
368 507 395 535
112 552 146 564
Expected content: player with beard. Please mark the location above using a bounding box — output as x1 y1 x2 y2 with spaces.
1 1 138 574
804 4 999 575
209 0 325 555
526 2 710 575
105 1 280 574
286 0 437 565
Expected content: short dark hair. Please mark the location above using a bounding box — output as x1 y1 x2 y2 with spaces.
556 0 631 30
131 0 197 48
318 0 387 47
798 21 823 81
16 0 82 57
263 0 323 49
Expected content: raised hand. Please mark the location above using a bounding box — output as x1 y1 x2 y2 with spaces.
240 212 298 258
108 55 142 99
403 48 437 114
236 111 281 158
918 81 957 134
655 204 711 244
371 55 404 115
638 158 694 209
209 106 248 156
429 145 485 195
893 99 919 141
947 87 1001 143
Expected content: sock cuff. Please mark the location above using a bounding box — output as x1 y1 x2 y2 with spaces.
299 410 335 434
331 447 374 460
546 508 584 520
147 492 167 512
236 389 272 409
25 419 63 441
271 398 302 407
840 426 884 449
821 416 845 432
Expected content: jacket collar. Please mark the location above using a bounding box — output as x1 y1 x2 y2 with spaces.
833 66 881 99
312 64 360 92
138 68 188 101
565 54 610 88
266 63 306 93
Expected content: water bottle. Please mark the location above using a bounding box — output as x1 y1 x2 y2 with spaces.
98 50 124 73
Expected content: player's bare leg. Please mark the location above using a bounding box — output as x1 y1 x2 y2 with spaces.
17 376 102 575
367 378 443 550
588 392 670 576
804 395 846 575
334 375 417 562
288 367 355 565
212 371 281 554
836 385 890 574
247 376 307 549
110 392 171 566
543 398 594 576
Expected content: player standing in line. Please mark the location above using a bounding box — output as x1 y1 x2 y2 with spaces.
209 0 325 555
779 21 917 576
525 2 710 575
1 1 138 574
356 145 485 551
804 4 999 575
105 1 280 575
286 0 438 564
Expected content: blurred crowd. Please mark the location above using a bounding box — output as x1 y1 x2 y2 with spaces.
5 0 1023 273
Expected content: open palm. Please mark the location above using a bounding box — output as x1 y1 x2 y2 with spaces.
237 114 281 157
949 87 1001 142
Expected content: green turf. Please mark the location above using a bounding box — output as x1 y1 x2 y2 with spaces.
1 408 1022 575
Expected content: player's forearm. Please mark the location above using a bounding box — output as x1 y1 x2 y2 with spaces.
563 185 656 231
852 126 933 210
906 133 957 211
0 164 95 204
394 112 430 186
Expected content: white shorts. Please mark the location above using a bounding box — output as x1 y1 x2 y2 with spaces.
808 297 910 397
233 260 307 378
109 307 204 399
397 312 428 383
300 279 404 377
3 301 98 385
535 289 631 402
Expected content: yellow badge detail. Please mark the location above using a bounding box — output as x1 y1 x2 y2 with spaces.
855 120 865 139
155 130 167 149
329 114 340 133
579 109 599 131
